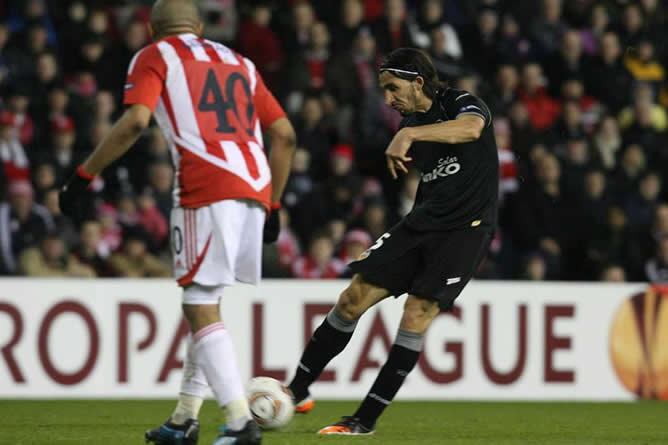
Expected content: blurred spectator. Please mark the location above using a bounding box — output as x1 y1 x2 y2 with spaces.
522 253 547 280
509 153 576 279
461 8 499 79
32 162 55 201
618 83 667 132
285 1 316 54
145 161 173 221
616 4 647 48
487 64 519 116
237 4 284 90
645 236 668 282
0 180 53 274
494 119 519 204
411 0 462 59
543 29 588 97
0 111 29 181
624 172 661 230
19 232 95 278
530 0 567 57
591 116 622 172
624 39 665 93
73 220 115 277
109 228 170 278
586 32 633 113
339 228 372 265
331 0 366 55
518 63 561 130
580 4 610 55
5 83 34 146
496 13 531 65
39 115 80 183
137 192 168 248
97 203 122 252
291 231 345 278
612 144 646 202
371 0 413 54
276 209 301 271
42 188 77 248
601 264 626 282
283 147 313 217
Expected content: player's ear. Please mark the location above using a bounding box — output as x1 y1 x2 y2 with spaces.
195 21 204 37
147 23 154 40
414 76 425 94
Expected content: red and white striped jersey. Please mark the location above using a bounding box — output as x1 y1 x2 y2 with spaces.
124 33 286 209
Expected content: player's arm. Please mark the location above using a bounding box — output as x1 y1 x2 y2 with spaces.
386 116 485 179
81 104 151 175
266 117 296 204
254 71 296 205
253 70 295 243
59 45 164 218
403 114 485 145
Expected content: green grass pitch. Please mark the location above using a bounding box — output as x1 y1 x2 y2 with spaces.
0 400 666 444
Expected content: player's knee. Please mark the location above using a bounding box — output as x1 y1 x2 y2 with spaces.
400 297 439 333
335 284 365 320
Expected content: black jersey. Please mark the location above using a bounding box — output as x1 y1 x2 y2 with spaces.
401 88 499 231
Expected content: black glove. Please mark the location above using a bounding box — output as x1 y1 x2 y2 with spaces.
59 166 93 220
263 204 281 244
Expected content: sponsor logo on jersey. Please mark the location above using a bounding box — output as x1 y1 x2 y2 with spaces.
421 156 461 183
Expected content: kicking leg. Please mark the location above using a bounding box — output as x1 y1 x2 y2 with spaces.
288 274 390 408
319 295 439 435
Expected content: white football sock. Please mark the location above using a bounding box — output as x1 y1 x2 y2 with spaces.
172 393 204 425
171 336 207 424
194 322 252 428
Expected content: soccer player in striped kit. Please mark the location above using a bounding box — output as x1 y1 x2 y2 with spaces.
58 1 295 444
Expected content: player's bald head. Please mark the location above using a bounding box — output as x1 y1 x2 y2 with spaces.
150 0 202 39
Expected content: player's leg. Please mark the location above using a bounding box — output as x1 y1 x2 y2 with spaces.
352 296 438 430
287 274 391 408
171 334 207 424
318 295 439 435
318 227 493 434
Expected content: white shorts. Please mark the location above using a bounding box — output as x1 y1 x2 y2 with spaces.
171 199 265 292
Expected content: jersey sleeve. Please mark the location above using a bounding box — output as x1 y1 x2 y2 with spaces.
123 45 166 112
444 91 491 125
253 72 286 127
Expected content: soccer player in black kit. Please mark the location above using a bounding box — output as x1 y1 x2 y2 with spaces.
287 48 499 435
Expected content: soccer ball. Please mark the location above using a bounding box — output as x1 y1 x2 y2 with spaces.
246 377 294 429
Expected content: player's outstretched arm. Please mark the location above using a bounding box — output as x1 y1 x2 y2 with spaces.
81 104 152 175
266 117 296 204
405 114 485 145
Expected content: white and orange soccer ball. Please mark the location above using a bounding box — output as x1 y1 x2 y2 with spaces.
246 377 295 429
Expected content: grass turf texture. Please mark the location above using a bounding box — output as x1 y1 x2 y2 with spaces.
0 400 666 445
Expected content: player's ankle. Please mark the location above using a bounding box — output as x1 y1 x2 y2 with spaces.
288 383 309 404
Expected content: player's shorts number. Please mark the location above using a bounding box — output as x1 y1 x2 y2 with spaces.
359 232 390 260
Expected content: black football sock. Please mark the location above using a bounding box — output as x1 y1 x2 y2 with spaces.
354 329 423 429
288 308 357 402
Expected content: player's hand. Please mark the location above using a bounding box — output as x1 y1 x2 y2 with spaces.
385 128 413 179
59 166 93 220
263 204 281 244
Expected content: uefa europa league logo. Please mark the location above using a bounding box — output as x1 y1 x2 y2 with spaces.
609 286 668 400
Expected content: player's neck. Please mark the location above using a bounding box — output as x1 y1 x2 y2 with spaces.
153 27 199 41
414 95 433 113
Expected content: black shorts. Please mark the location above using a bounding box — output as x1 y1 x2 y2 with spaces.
348 220 492 310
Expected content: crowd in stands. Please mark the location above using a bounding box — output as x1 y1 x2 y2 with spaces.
2 0 668 283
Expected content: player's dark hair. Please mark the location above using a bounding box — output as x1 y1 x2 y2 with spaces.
379 48 442 99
